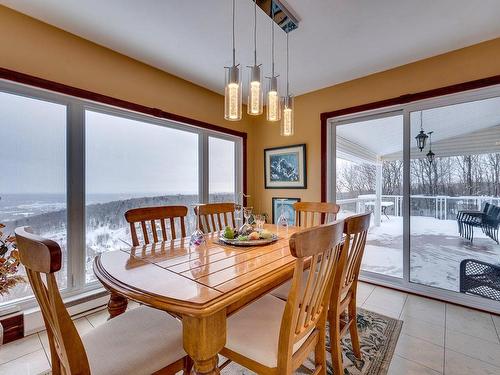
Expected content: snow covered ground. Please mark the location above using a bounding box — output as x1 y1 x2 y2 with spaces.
363 216 500 292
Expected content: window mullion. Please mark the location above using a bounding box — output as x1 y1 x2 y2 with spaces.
67 101 86 290
235 138 243 202
199 132 209 203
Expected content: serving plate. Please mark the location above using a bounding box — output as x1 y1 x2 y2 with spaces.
219 233 279 247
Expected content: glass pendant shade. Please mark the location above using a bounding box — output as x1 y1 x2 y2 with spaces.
415 130 428 152
224 66 242 121
281 95 294 136
266 77 281 121
247 65 263 115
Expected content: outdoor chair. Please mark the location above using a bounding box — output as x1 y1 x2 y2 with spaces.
460 259 500 301
457 202 500 243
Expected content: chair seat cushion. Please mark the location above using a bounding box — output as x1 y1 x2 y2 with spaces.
225 294 312 368
82 306 185 375
271 270 310 300
272 271 348 302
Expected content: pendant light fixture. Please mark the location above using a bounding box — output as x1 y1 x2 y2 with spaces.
266 4 281 122
426 131 435 164
281 31 294 136
415 111 428 152
247 0 263 116
224 0 242 121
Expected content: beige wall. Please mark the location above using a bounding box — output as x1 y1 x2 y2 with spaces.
253 37 500 218
2 5 500 218
0 5 257 201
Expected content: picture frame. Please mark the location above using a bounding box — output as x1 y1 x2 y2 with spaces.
264 144 307 189
272 197 301 226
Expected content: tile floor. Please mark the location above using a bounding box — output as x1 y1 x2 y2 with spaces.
1 283 500 375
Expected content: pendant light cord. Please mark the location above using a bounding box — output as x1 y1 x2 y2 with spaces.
286 31 289 96
232 0 236 66
271 4 275 76
253 0 257 65
420 111 423 131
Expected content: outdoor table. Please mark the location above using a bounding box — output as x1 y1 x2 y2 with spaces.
364 201 394 219
93 224 298 375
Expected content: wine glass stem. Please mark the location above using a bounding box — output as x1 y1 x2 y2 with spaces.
196 206 201 231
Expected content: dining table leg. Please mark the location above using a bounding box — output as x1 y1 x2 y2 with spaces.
182 309 226 375
107 292 128 319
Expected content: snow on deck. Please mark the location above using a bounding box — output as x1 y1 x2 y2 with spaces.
363 216 500 291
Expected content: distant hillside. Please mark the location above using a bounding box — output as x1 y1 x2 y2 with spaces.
6 193 233 233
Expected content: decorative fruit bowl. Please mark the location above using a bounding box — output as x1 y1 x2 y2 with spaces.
219 227 278 247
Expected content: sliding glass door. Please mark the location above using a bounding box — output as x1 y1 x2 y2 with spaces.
409 96 500 300
335 113 404 279
329 84 500 312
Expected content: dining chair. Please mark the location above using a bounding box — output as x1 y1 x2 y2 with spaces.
125 205 188 246
328 212 371 374
194 202 236 233
294 201 340 228
220 221 346 375
15 226 191 375
271 201 341 299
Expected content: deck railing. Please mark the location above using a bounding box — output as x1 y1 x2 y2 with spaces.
337 194 500 220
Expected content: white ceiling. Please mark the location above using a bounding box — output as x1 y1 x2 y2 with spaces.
2 0 500 96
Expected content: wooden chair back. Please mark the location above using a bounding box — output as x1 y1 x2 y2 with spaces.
15 227 90 374
125 205 188 246
293 202 340 228
339 212 371 294
194 203 236 233
278 221 346 371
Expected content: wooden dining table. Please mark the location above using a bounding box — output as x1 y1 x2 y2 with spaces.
93 224 299 375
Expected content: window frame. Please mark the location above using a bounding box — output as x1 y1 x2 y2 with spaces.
0 79 244 313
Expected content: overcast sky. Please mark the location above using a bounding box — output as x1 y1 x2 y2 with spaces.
0 92 234 195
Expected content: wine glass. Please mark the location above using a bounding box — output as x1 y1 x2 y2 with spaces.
276 199 289 236
189 203 206 247
243 206 253 224
238 206 253 234
234 202 243 230
254 214 265 230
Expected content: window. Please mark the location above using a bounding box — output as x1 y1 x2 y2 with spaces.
85 110 199 282
0 91 67 305
209 136 236 203
0 81 243 312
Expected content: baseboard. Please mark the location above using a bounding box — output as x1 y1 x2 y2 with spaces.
24 291 110 335
0 288 110 342
0 313 23 344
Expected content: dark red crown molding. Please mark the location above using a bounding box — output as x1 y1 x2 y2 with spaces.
320 74 500 201
0 67 248 199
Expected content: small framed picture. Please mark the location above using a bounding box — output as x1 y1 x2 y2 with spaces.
272 197 301 226
264 144 307 189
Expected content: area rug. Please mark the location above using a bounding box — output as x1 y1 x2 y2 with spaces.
40 309 401 375
221 308 402 375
